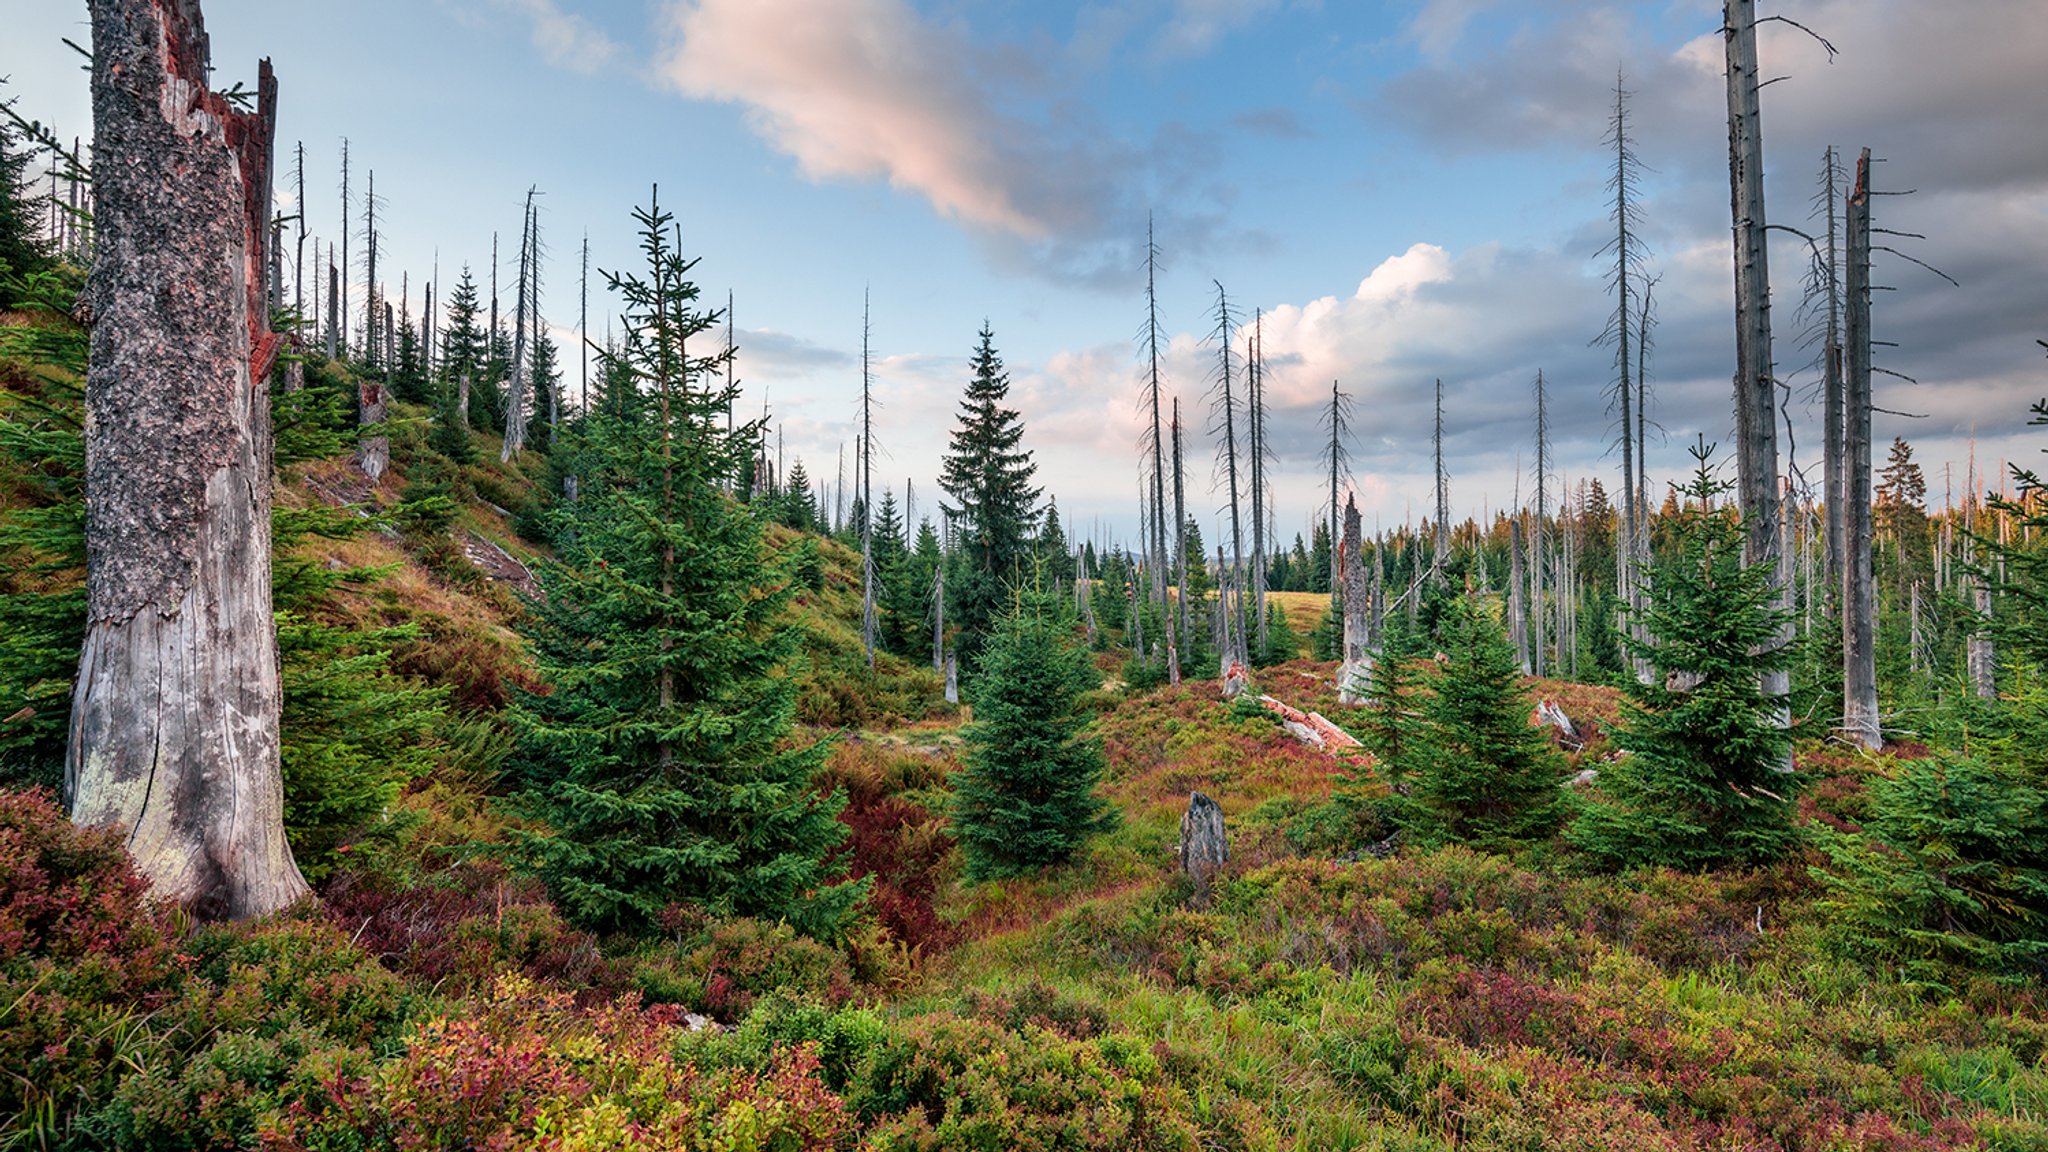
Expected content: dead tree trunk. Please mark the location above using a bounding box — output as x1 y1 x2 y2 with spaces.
1178 791 1229 908
1171 398 1189 670
502 189 534 461
1841 147 1880 748
1965 490 1997 699
1532 370 1549 678
1338 495 1371 705
1725 0 1792 743
1249 314 1269 661
860 291 877 670
1820 148 1847 608
69 0 309 919
325 253 338 360
932 564 946 675
357 371 388 482
1144 219 1175 670
1433 378 1450 576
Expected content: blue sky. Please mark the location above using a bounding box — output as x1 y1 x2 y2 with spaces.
7 0 2046 547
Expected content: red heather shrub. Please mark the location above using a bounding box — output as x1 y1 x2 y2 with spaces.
824 744 957 954
0 788 187 1130
323 862 627 1001
271 975 850 1151
0 787 182 984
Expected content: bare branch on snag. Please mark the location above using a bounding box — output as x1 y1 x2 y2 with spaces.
1757 14 1839 59
1872 246 1960 287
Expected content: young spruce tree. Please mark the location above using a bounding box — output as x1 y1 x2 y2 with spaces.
1568 438 1798 870
514 193 859 937
953 591 1116 879
1404 593 1566 852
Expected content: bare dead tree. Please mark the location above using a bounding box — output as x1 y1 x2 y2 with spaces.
1433 378 1450 575
338 137 349 356
1533 370 1550 678
1141 218 1176 674
1208 281 1245 664
1841 147 1879 748
502 188 535 460
860 288 877 670
1172 396 1189 671
1322 378 1355 613
70 0 309 918
1597 71 1653 679
363 168 379 371
1248 311 1270 660
291 140 305 333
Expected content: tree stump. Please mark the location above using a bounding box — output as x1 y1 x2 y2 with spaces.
1179 791 1229 906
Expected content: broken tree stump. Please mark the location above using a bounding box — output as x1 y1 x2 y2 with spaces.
1179 791 1229 906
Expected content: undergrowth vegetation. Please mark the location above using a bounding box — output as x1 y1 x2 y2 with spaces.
6 274 2048 1149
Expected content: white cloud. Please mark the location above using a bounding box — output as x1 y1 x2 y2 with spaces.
496 0 621 74
658 0 1049 236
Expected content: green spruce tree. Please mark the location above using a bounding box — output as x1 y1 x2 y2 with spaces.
513 193 858 936
938 324 1041 668
1404 593 1566 852
953 592 1116 879
0 93 52 286
1568 438 1798 871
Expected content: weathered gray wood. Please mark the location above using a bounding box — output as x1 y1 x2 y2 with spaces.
1820 148 1847 609
1724 0 1793 744
1178 790 1229 906
1144 219 1174 667
1841 147 1880 749
1338 495 1371 706
69 0 308 919
501 190 534 461
357 374 388 482
1432 378 1449 573
859 290 876 670
1532 370 1548 679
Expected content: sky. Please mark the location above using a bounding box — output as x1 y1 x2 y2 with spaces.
6 0 2047 550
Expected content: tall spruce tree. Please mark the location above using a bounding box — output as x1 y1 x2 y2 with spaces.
1404 594 1566 852
0 92 51 285
938 323 1041 664
953 591 1115 879
513 193 858 937
1569 438 1798 871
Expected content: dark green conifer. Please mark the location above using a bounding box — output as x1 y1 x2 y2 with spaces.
938 324 1041 664
0 97 51 286
1404 594 1566 851
952 592 1116 879
1815 745 2048 981
513 193 857 937
1568 439 1798 871
778 459 818 532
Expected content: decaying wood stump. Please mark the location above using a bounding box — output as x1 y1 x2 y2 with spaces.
1179 791 1229 905
358 378 388 482
67 0 309 919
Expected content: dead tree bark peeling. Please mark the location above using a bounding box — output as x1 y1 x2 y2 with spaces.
69 0 309 919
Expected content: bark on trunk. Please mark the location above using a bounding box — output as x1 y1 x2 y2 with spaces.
357 375 388 482
1725 0 1793 744
69 0 308 920
1842 148 1880 749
